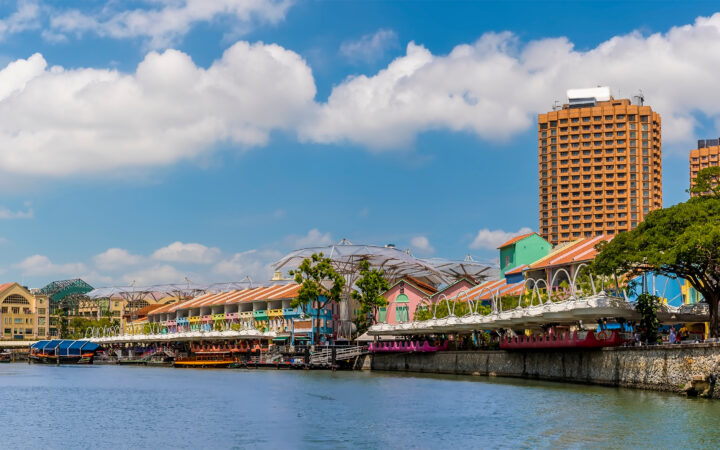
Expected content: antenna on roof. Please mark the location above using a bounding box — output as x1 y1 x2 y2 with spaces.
338 238 352 245
464 254 475 262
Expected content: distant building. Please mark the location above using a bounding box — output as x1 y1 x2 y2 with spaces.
497 232 551 278
538 87 662 245
689 139 720 196
0 283 51 340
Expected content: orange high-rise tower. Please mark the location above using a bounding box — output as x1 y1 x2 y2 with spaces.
689 139 720 196
538 87 662 245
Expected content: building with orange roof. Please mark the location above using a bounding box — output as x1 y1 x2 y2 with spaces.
524 235 613 288
145 282 337 344
538 87 662 245
498 232 551 278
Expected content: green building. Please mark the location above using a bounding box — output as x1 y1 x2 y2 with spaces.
498 233 552 278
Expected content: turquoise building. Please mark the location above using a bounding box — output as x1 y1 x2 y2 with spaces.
498 233 552 279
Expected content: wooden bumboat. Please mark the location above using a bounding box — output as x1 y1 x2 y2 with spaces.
174 352 237 368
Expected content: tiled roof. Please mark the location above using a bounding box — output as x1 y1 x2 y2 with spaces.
0 283 15 294
148 283 301 315
504 264 529 276
528 235 613 270
403 277 438 295
497 232 536 249
458 278 525 301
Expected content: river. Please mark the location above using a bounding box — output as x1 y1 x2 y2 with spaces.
0 364 718 449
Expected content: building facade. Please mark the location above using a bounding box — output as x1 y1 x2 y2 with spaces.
0 283 51 340
689 139 720 196
498 232 552 278
538 87 662 245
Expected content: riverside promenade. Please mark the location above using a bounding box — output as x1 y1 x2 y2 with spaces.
370 343 720 398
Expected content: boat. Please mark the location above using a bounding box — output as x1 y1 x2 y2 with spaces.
29 340 101 364
174 351 237 368
0 352 11 363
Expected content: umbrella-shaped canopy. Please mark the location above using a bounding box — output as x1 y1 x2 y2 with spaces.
273 240 447 285
420 255 498 282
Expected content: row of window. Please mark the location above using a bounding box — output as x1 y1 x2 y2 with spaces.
541 115 653 127
542 126 650 136
3 328 34 335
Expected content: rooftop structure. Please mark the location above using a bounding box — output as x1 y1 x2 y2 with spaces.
539 87 662 245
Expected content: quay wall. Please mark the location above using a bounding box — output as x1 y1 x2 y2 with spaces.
370 343 720 397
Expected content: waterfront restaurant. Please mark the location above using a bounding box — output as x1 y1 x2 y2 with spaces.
145 283 337 344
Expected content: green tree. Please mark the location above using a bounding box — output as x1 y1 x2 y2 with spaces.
350 261 389 327
635 293 661 343
289 253 345 345
690 166 720 197
594 193 720 337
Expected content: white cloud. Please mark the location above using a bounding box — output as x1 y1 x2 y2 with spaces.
410 235 434 255
0 0 41 40
470 227 534 251
93 248 144 271
213 249 282 282
340 29 398 64
302 14 720 150
0 204 33 219
152 241 221 264
122 264 187 286
0 41 315 176
287 228 333 248
13 254 86 276
49 0 292 48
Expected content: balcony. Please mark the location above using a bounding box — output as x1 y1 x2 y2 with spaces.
188 316 201 323
268 309 283 318
212 313 226 321
283 307 301 318
253 310 268 321
201 315 212 323
225 313 238 321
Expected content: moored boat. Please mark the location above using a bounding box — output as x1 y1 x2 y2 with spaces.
29 340 101 364
174 351 237 368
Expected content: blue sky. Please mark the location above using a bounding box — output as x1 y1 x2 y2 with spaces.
0 0 718 287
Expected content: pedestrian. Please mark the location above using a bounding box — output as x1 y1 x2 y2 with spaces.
669 327 676 344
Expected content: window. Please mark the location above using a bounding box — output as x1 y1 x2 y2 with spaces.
379 307 387 322
3 329 8 334
3 295 29 305
25 328 32 335
38 308 45 314
395 305 409 323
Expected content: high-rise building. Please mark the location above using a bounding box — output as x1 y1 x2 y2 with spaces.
689 139 720 196
538 87 662 246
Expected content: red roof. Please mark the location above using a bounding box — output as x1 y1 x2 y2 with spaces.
528 235 613 270
497 232 536 249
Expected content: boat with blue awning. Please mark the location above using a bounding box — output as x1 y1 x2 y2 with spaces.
29 340 101 364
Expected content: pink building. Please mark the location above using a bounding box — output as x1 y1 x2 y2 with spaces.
430 278 478 302
377 278 437 324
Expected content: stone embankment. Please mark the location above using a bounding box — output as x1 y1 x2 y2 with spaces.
370 343 720 398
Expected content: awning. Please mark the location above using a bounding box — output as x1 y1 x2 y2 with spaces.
272 337 289 342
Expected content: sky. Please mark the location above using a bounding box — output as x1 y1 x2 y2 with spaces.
0 0 719 288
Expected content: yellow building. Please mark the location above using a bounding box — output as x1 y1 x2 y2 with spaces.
0 283 51 340
538 87 662 245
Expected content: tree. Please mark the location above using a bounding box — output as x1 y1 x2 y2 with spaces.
350 261 389 328
289 253 345 345
690 166 720 197
635 293 660 343
593 194 720 338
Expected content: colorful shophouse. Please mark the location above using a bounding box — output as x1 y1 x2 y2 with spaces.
145 283 337 344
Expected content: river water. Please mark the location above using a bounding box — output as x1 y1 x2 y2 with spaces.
0 364 718 449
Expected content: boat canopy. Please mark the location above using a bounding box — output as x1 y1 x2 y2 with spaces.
31 340 100 355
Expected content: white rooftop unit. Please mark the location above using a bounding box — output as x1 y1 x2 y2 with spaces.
566 86 611 108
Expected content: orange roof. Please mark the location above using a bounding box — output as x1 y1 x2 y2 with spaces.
461 278 524 301
497 232 536 249
148 283 301 315
528 235 613 270
505 264 529 275
0 283 14 293
402 277 438 295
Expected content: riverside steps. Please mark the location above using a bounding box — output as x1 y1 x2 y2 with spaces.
370 343 720 398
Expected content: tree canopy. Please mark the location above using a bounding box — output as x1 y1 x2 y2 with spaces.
594 194 720 337
289 252 345 344
690 166 720 197
350 260 389 330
